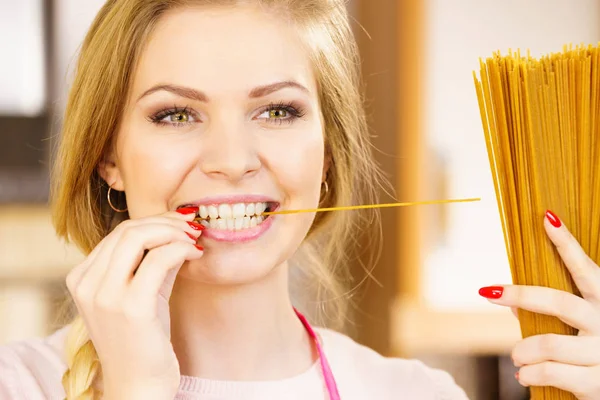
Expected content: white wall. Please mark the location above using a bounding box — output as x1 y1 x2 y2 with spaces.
0 0 46 116
423 0 600 310
53 0 107 112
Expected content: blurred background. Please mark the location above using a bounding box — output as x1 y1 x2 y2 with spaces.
1 0 599 399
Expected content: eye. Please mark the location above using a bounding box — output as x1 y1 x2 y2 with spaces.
256 102 305 124
148 106 199 127
257 107 291 120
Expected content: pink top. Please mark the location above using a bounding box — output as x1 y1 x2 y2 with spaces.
0 325 469 400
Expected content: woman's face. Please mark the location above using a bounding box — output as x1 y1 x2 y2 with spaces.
100 5 326 284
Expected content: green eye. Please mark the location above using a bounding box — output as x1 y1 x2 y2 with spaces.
268 109 288 118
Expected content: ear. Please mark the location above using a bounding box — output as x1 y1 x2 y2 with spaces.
97 155 124 191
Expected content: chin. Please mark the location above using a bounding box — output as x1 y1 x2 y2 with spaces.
178 251 285 286
176 214 314 286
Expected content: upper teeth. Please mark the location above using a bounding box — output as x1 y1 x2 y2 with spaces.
198 202 268 219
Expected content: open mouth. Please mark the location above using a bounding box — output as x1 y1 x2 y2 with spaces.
181 201 278 231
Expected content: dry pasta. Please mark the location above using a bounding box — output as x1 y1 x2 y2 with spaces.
474 44 600 400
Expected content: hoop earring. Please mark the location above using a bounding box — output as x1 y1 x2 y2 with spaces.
107 185 128 213
322 180 329 194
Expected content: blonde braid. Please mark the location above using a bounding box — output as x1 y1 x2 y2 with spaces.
61 317 101 399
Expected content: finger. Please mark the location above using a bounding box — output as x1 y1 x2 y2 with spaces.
544 210 600 302
511 307 519 319
512 334 600 367
69 220 138 301
170 206 199 219
125 212 203 236
71 212 201 303
69 233 124 304
66 234 110 291
94 210 203 285
99 223 197 294
123 242 202 338
481 285 600 334
129 241 203 304
135 214 205 242
517 361 598 397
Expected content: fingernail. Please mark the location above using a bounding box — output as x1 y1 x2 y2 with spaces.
545 210 562 228
515 371 519 380
478 286 504 299
186 232 197 241
187 221 205 231
195 244 204 251
177 206 199 215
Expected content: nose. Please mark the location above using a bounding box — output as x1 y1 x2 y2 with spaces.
199 118 261 183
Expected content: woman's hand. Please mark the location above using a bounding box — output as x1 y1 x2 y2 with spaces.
479 210 600 400
66 207 204 399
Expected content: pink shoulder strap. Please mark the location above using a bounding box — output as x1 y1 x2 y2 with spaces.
294 308 341 400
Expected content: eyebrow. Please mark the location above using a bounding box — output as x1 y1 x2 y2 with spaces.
249 81 309 98
137 84 208 103
136 80 309 103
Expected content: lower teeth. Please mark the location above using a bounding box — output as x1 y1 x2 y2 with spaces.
202 215 266 230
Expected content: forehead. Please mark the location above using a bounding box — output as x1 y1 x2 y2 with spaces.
132 5 316 96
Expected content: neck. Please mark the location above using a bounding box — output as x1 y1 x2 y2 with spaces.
169 263 317 381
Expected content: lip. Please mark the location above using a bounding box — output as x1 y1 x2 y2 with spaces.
177 194 279 208
176 194 280 243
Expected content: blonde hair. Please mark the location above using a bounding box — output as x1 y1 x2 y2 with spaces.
51 0 384 398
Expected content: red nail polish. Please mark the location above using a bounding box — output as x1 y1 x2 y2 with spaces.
186 232 197 241
195 244 204 251
478 286 504 299
177 207 199 215
545 210 562 228
187 221 205 230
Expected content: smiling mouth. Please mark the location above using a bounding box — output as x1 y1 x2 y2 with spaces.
179 201 278 231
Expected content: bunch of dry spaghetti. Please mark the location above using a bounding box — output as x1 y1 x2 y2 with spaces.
474 44 600 400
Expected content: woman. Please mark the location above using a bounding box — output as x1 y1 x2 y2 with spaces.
1 0 599 399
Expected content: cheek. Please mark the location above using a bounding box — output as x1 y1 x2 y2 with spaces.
119 132 196 214
263 130 324 205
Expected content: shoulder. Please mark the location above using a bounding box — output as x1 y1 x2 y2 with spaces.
316 328 469 400
0 326 69 399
